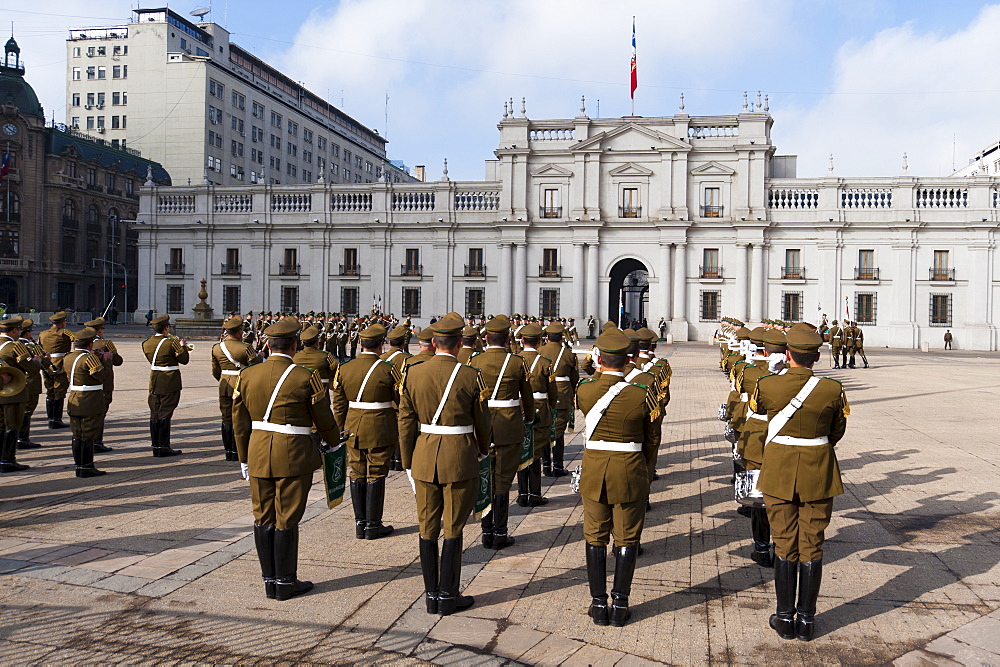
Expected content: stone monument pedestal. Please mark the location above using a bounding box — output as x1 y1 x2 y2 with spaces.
174 279 224 339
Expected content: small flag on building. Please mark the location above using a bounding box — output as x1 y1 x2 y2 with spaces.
630 18 637 100
0 149 10 179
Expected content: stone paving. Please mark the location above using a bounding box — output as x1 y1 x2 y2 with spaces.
1 338 999 664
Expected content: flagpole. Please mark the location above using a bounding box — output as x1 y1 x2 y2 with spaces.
630 16 636 116
5 141 9 224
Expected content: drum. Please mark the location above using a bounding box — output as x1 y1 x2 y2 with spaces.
718 403 728 421
735 469 765 506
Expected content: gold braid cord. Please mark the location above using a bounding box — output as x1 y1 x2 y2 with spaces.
309 371 326 404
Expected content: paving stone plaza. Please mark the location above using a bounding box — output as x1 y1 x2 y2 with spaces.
1 336 999 665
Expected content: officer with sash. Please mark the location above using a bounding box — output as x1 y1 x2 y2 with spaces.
0 316 33 472
539 322 579 477
142 314 189 457
472 316 534 549
15 319 46 450
333 323 400 541
86 317 123 453
65 327 110 478
752 326 848 641
515 323 556 507
398 312 490 615
212 316 261 461
379 324 412 472
39 311 72 429
577 329 656 627
233 317 340 601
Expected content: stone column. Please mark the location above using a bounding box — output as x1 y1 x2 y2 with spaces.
585 244 599 322
514 243 527 314
750 243 765 321
499 242 512 314
671 243 687 339
659 242 672 324
572 242 585 319
734 242 749 321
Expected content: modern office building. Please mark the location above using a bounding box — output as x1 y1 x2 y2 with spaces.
65 7 414 188
137 95 1000 351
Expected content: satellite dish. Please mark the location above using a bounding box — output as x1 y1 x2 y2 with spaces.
190 7 211 18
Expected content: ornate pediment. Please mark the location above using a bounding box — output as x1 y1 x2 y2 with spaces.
690 161 736 176
530 163 574 177
571 122 691 152
608 162 654 177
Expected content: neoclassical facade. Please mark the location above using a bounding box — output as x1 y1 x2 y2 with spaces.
138 99 1000 350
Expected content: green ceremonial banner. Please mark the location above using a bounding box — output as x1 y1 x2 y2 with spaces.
322 442 348 509
518 420 533 470
474 453 493 518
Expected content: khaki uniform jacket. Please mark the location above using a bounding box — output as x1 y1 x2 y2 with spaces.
407 349 434 366
456 346 475 365
18 337 44 399
232 355 338 478
0 335 33 404
577 374 655 505
853 327 864 353
539 341 580 410
725 361 751 427
397 354 490 484
472 348 534 446
291 346 338 389
332 353 400 450
39 328 72 375
828 326 843 351
142 334 190 394
735 360 772 465
92 338 124 394
212 338 260 389
519 349 557 427
752 367 848 502
65 350 108 416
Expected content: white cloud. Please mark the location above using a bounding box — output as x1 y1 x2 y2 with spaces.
775 5 1000 177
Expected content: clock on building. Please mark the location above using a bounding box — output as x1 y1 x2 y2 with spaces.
1 123 16 136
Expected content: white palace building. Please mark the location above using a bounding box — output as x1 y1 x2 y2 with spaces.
137 96 1000 350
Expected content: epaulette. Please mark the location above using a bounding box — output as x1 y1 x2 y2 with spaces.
309 371 326 403
475 368 489 398
11 341 31 361
326 353 338 366
331 365 342 390
84 354 104 374
840 387 851 418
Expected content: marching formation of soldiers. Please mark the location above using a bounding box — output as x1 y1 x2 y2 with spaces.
716 316 849 641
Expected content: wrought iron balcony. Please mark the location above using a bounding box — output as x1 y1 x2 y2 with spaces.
699 265 723 279
279 263 301 276
221 263 242 276
929 267 955 281
781 266 805 280
619 205 641 219
539 264 562 278
164 263 185 275
62 217 79 230
700 205 724 218
339 263 360 276
854 267 880 280
464 264 486 277
402 264 423 276
540 206 562 219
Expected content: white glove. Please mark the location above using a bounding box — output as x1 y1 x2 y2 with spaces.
240 462 250 480
405 469 416 494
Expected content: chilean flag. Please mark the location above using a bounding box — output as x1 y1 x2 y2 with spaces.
630 18 637 99
0 150 10 179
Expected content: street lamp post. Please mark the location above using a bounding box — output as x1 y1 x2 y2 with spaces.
91 258 126 322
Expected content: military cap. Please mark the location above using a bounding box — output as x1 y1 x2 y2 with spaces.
222 316 244 331
461 325 479 338
790 321 818 333
416 327 435 342
734 327 751 340
831 319 838 325
360 323 387 340
73 327 97 343
622 328 641 342
150 314 170 327
84 316 107 329
519 323 543 337
430 312 465 336
21 318 34 330
761 329 787 348
544 322 565 334
387 325 409 340
0 316 23 327
49 311 68 323
595 329 631 355
749 326 767 344
602 320 616 331
786 327 823 352
264 318 301 339
637 327 657 343
301 325 321 343
484 316 510 334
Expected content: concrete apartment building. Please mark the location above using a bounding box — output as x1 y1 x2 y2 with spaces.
66 7 414 188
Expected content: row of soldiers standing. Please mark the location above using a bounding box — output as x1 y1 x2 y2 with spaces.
717 318 849 642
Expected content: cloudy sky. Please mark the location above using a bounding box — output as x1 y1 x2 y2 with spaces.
6 1 1000 180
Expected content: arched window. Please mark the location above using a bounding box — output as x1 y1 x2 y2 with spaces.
87 203 101 225
63 198 77 221
0 192 20 222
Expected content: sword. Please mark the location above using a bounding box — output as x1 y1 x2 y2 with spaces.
100 295 117 319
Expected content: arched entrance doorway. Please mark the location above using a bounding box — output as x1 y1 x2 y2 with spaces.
608 258 649 327
0 277 17 311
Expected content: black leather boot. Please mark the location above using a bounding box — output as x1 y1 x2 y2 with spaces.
527 459 548 506
77 439 105 477
516 468 530 507
350 479 368 539
795 560 823 641
419 537 439 614
48 398 69 429
17 413 40 449
861 355 869 369
437 536 473 615
609 544 638 626
750 507 773 568
153 418 182 457
273 526 313 601
93 420 113 453
849 355 856 369
586 542 609 626
221 423 237 461
489 493 515 549
364 477 393 540
254 524 277 599
480 510 493 549
769 557 798 639
541 445 552 477
0 429 29 473
149 418 160 453
551 436 568 476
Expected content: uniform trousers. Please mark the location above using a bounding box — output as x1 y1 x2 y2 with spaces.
148 391 181 420
0 402 27 430
217 381 235 425
763 493 833 562
582 492 646 547
45 368 68 400
25 389 40 419
70 414 103 440
415 476 478 540
348 445 391 481
531 420 550 459
553 407 571 435
491 442 521 495
250 473 313 529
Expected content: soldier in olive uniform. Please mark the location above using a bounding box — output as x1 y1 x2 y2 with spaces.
851 322 868 368
293 325 339 389
0 317 34 472
827 320 842 369
86 317 123 453
16 319 46 450
65 327 110 478
457 326 479 364
398 313 491 615
409 327 436 365
142 314 189 457
233 318 341 601
212 316 261 461
539 322 579 477
752 326 848 641
333 323 401 541
39 311 72 429
577 329 656 627
516 323 557 507
472 317 534 549
380 324 412 471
